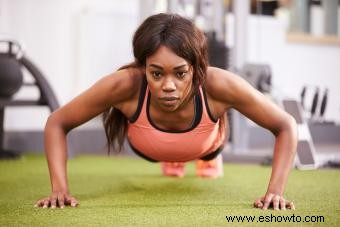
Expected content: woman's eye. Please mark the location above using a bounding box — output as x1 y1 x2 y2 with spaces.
176 71 187 78
151 71 162 79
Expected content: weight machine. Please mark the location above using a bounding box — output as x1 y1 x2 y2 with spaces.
0 40 59 159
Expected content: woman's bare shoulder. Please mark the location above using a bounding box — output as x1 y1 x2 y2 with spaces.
109 67 144 90
205 66 243 103
101 66 145 102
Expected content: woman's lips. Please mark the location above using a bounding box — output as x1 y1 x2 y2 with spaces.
159 96 179 106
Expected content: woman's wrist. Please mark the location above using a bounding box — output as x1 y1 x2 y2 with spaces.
51 183 69 193
266 182 284 196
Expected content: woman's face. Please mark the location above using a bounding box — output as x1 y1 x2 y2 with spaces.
145 45 193 112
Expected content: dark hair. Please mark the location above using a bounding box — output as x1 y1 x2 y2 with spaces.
103 13 211 154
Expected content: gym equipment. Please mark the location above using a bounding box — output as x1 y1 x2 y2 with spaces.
310 87 319 118
283 99 340 169
300 86 307 109
241 63 272 93
206 31 229 70
300 85 329 122
282 99 317 169
319 88 328 119
0 39 59 159
0 48 23 97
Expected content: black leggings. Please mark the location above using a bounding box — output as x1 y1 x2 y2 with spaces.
129 143 224 163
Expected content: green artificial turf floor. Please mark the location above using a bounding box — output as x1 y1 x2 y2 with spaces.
0 154 339 226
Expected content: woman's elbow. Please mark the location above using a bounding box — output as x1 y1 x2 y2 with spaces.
279 114 298 144
287 115 298 136
272 114 298 139
45 113 70 135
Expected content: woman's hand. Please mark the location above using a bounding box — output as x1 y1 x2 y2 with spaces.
34 191 79 209
254 193 295 210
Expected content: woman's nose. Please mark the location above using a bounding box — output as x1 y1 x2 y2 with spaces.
162 78 176 92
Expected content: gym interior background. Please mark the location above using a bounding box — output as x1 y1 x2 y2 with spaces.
1 0 339 167
1 0 340 226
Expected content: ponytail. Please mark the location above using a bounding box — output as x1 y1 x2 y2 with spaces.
102 62 139 154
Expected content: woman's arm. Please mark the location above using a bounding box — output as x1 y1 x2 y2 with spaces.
35 68 140 209
206 67 297 210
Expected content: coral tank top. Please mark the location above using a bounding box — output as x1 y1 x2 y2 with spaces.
127 80 225 162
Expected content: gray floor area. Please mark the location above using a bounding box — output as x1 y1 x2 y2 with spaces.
3 126 340 169
219 143 340 166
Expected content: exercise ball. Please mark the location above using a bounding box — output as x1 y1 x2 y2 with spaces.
0 53 23 97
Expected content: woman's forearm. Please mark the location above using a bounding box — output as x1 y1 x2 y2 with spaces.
267 118 297 195
44 117 70 193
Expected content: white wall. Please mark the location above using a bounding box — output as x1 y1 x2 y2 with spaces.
1 2 340 131
0 0 139 130
228 15 340 123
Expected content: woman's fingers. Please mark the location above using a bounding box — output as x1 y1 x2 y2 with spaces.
280 198 286 210
253 196 264 208
65 195 79 207
42 199 50 208
71 198 79 207
272 195 280 210
35 193 79 208
50 195 58 209
254 194 295 211
35 198 46 207
287 201 295 210
58 195 65 209
262 193 274 210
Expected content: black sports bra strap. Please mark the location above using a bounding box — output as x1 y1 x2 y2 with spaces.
128 76 147 123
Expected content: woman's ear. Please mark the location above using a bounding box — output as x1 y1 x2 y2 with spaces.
190 65 194 75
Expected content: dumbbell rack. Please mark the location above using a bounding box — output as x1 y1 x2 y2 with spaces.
0 51 59 159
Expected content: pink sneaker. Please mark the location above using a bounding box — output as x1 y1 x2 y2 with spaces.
160 162 185 178
196 154 224 178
